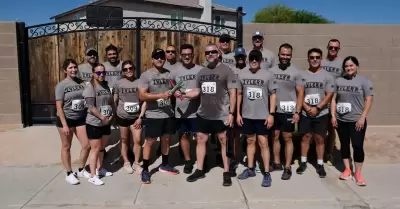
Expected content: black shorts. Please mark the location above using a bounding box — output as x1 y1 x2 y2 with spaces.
116 115 138 127
86 124 111 139
176 118 197 133
274 113 295 132
55 116 86 128
242 118 270 135
143 117 176 138
196 114 228 134
299 114 329 136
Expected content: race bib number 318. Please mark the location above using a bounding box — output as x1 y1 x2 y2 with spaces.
305 94 320 106
246 87 262 100
337 102 351 114
201 82 216 94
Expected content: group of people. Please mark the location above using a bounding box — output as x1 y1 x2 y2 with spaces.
55 31 373 188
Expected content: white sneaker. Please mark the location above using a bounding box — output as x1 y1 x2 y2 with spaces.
123 162 134 174
88 175 104 186
132 163 143 175
77 169 91 179
65 173 80 185
96 168 113 177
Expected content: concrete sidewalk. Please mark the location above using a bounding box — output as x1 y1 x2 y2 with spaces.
0 126 399 209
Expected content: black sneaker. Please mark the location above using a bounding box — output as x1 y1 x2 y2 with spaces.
271 162 284 171
296 162 307 175
316 164 327 178
183 161 194 174
186 169 205 182
223 172 232 186
281 167 292 180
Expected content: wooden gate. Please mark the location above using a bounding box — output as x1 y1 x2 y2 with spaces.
17 12 244 126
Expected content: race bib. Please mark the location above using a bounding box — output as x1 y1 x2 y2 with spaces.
156 98 171 107
246 87 262 100
100 105 112 116
71 99 84 111
337 102 352 114
280 101 296 113
124 102 139 113
201 82 216 94
305 94 320 106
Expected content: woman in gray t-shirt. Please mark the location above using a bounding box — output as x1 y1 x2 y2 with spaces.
113 60 147 175
331 56 373 187
82 63 115 186
55 59 91 185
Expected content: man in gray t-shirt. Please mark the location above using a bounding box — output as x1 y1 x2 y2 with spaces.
236 49 277 187
203 34 236 69
103 44 122 92
170 44 202 174
247 31 277 70
138 48 179 184
78 48 98 83
164 45 182 71
183 43 236 186
297 48 336 178
269 43 305 179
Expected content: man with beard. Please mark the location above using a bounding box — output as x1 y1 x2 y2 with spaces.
203 34 235 68
269 43 305 180
103 44 122 92
164 45 182 71
183 43 237 186
170 44 203 174
321 39 344 166
78 48 98 84
249 31 277 70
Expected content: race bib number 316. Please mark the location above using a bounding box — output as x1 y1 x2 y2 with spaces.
305 94 320 106
201 82 216 94
337 102 351 114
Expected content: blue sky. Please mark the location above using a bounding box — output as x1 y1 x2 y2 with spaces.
0 0 399 26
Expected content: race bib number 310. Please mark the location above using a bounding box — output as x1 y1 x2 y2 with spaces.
124 102 139 113
71 99 84 111
247 87 262 100
280 101 296 113
305 94 320 106
337 102 352 114
100 105 112 116
156 98 171 107
201 82 216 94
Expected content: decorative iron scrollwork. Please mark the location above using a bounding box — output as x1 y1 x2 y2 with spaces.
27 18 236 39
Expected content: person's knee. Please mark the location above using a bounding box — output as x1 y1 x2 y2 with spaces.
314 135 325 144
246 136 256 145
145 137 156 146
302 133 313 141
120 136 129 144
196 133 208 145
62 142 72 151
258 138 268 149
282 133 292 143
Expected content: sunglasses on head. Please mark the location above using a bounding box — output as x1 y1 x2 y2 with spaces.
328 46 340 50
122 67 134 72
309 56 321 60
205 50 219 55
166 50 176 54
95 71 106 76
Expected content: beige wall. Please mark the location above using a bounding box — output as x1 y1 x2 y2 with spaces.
244 23 399 125
0 22 22 129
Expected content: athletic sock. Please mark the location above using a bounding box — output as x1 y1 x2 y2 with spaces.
162 154 169 166
317 159 324 165
301 156 307 163
143 159 150 171
78 168 84 172
67 171 73 176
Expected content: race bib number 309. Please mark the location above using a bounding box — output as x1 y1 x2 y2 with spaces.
124 102 139 113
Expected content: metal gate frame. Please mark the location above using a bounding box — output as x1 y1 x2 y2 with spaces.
16 7 245 127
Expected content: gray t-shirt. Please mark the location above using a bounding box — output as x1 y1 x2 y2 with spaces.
196 63 236 121
247 47 277 70
269 65 305 114
170 64 202 118
321 57 344 79
220 52 235 69
231 65 248 89
114 78 141 120
103 61 123 90
335 75 373 122
164 61 182 71
238 68 278 120
138 68 174 119
78 63 93 83
83 82 114 127
55 79 86 120
302 70 336 118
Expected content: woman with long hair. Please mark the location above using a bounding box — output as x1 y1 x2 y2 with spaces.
331 56 373 186
114 60 146 174
83 63 115 185
55 59 91 185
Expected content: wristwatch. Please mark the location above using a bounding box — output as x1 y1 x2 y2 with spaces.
270 112 276 116
295 111 300 115
140 116 145 119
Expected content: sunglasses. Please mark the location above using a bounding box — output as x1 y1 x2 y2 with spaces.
219 39 230 43
153 55 166 60
166 50 176 54
205 50 219 55
122 67 134 72
87 52 98 57
95 71 106 76
181 53 193 58
309 56 321 60
249 56 261 62
328 46 340 50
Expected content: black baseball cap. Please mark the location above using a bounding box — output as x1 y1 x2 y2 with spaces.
86 48 98 56
219 34 231 42
151 48 166 58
